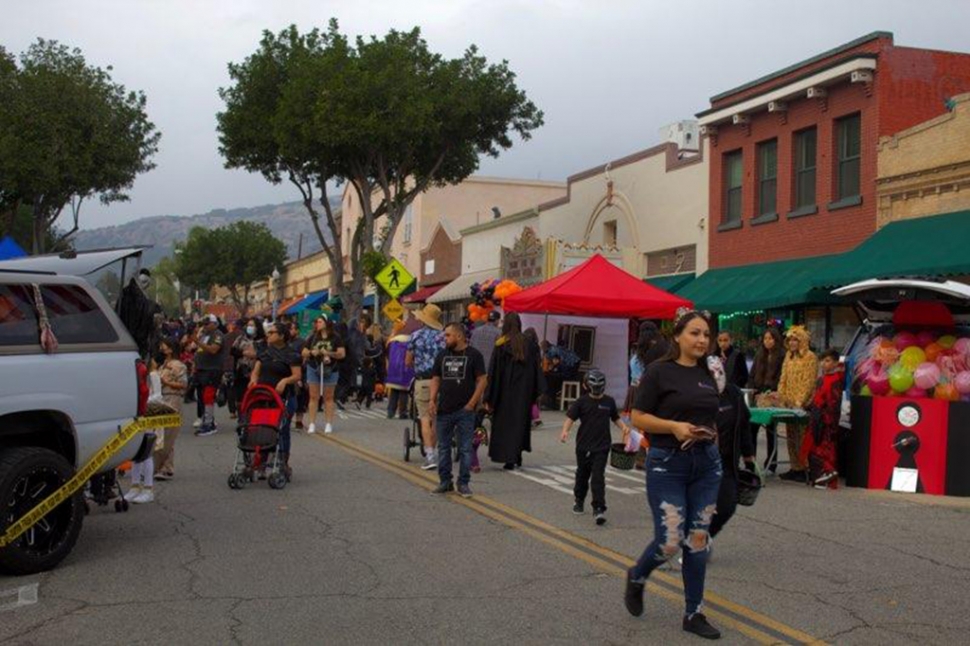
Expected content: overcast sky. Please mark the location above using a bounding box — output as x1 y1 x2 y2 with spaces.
4 0 969 230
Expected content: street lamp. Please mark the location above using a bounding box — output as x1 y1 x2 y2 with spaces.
271 267 281 321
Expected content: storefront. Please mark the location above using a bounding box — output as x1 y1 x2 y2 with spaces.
426 268 497 324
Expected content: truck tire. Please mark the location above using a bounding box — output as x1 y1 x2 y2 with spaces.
0 447 85 576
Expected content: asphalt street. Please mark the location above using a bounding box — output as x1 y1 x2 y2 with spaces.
2 402 970 645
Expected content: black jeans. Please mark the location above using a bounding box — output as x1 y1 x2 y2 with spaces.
574 449 609 512
709 470 737 538
387 388 409 418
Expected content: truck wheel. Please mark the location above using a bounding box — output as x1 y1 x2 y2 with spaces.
0 447 84 576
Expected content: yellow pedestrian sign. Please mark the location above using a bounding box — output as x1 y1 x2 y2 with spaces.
382 298 405 322
375 258 415 299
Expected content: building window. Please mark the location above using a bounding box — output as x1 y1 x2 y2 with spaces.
723 150 743 225
603 220 617 247
757 139 777 216
794 128 817 208
403 205 413 244
836 114 861 200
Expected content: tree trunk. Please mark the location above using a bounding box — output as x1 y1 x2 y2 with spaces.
32 204 46 255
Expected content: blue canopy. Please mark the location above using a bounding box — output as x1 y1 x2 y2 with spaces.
0 236 28 261
283 290 330 315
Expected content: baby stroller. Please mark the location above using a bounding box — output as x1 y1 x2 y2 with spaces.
228 384 288 490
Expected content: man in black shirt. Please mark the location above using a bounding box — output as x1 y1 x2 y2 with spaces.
429 323 487 498
560 369 630 525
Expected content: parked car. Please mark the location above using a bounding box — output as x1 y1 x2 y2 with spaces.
0 249 152 575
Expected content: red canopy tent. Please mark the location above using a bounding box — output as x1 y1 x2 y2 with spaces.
503 254 692 319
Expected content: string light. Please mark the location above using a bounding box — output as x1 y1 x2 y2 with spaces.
717 310 766 323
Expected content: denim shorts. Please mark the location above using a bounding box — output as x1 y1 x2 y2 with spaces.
306 363 338 387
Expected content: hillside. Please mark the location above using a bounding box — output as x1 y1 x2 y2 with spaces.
72 198 340 267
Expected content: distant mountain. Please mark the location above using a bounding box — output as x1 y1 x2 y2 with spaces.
71 198 340 267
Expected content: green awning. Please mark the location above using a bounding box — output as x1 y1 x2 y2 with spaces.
644 273 695 294
812 209 970 288
678 255 839 312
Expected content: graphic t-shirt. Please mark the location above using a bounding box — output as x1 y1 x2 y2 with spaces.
195 330 224 372
567 394 620 453
633 361 720 449
304 333 345 373
431 346 486 415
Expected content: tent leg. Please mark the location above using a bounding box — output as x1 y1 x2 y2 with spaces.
542 314 549 342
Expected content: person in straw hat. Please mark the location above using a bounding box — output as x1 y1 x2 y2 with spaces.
406 304 446 470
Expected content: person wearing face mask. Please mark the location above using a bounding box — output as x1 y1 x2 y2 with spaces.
232 318 264 412
625 310 723 640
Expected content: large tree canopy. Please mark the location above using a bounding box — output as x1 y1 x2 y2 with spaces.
217 20 543 320
174 221 288 316
0 39 160 253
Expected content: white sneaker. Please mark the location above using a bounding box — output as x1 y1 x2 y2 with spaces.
193 418 202 428
421 452 438 471
307 423 316 434
132 488 154 504
123 484 142 501
324 423 333 435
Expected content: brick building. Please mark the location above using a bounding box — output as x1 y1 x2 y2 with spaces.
681 32 970 350
697 31 970 269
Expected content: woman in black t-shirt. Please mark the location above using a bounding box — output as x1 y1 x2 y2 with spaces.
250 322 302 480
624 311 724 640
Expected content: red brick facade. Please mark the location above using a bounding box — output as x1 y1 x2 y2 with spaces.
702 33 970 269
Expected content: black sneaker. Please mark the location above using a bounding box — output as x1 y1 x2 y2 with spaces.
195 426 217 437
779 470 807 483
457 484 473 498
624 570 645 617
594 510 607 526
572 502 584 515
683 612 721 640
432 482 454 495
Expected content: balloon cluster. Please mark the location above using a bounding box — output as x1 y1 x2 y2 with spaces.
856 331 970 401
467 279 523 322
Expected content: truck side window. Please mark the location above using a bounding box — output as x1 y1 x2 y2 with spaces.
41 284 119 344
0 284 40 346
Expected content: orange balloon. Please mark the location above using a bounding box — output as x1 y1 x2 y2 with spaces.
925 343 943 363
935 383 960 401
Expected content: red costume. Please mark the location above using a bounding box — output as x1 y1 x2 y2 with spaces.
801 366 844 488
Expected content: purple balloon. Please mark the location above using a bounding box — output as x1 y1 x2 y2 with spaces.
914 362 942 390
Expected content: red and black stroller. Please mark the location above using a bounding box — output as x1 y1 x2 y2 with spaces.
228 384 288 490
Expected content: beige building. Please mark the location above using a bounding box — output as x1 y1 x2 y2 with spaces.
537 139 709 277
877 92 970 227
337 175 566 282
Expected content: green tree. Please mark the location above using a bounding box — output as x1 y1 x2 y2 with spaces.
0 40 160 253
175 222 288 316
152 255 183 317
217 21 542 321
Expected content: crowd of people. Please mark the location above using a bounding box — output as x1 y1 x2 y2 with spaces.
127 299 847 641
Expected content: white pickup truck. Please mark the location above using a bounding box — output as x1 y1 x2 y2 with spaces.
0 249 152 575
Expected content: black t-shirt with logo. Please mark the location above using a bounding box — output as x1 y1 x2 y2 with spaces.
567 394 620 453
304 332 345 373
431 346 487 415
633 360 720 449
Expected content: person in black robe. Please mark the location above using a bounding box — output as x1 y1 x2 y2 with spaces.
485 313 544 469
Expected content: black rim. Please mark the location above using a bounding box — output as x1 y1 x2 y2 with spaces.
4 466 74 556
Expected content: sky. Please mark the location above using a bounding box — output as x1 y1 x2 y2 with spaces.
3 0 970 230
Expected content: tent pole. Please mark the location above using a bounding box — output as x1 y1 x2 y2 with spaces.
542 314 549 342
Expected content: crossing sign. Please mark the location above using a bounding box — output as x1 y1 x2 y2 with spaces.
375 258 415 299
382 298 405 322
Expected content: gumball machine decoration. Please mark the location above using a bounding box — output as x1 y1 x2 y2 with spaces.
846 294 970 497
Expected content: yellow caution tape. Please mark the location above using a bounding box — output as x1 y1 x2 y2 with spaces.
0 414 181 549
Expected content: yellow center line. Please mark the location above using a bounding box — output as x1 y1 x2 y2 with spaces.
315 433 825 645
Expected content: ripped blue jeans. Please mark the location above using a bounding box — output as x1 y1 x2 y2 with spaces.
630 442 723 616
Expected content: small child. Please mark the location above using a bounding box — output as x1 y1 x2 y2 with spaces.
356 357 377 409
560 369 629 525
801 348 845 489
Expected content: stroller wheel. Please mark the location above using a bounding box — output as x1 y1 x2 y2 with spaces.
403 426 412 462
228 474 244 490
114 499 123 512
268 473 287 490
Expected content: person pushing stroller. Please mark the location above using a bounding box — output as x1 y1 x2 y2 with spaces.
560 369 630 526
